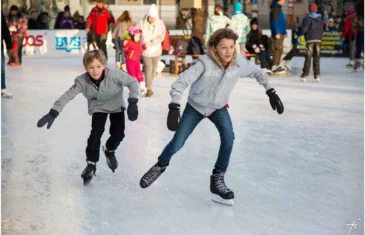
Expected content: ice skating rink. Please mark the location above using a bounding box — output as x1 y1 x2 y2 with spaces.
1 56 364 235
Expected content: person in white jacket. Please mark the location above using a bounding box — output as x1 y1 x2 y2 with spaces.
137 4 166 97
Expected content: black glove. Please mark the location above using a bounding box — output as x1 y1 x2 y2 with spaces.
37 109 59 129
266 88 284 114
167 103 180 131
127 98 138 121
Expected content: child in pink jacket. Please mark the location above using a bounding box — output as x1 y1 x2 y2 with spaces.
122 26 147 96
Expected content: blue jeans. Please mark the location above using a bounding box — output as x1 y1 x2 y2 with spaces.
259 50 273 69
355 31 364 59
158 103 235 172
1 49 5 89
113 38 125 64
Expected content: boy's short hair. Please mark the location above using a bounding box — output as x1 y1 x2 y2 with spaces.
83 49 107 68
208 28 238 48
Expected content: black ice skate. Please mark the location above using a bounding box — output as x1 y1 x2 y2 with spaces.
210 169 234 206
81 162 96 186
140 162 167 188
103 146 118 172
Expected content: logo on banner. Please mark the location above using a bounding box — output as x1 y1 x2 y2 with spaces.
23 35 44 47
56 36 81 52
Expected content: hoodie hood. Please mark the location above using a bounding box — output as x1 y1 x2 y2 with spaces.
309 12 322 20
270 2 282 9
207 47 237 68
147 4 158 18
233 2 243 13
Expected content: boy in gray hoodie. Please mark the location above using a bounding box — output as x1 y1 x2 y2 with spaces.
139 28 284 206
37 50 139 185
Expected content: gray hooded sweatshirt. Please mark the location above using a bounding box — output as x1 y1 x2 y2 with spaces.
52 68 139 115
170 49 272 116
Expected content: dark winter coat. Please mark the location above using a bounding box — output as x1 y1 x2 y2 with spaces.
246 29 263 50
302 13 323 42
28 18 40 29
1 13 12 51
59 17 74 29
270 2 287 37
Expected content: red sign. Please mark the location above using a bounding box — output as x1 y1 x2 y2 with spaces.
23 35 44 47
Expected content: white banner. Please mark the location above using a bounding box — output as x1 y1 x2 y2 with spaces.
20 30 114 58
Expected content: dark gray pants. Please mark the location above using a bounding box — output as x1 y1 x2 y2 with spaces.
302 42 321 77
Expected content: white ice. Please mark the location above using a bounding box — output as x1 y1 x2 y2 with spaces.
1 56 364 235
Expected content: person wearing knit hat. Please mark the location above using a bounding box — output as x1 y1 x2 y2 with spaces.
54 5 71 29
308 3 318 13
300 2 323 82
137 4 166 97
341 9 357 67
246 17 274 74
228 2 250 56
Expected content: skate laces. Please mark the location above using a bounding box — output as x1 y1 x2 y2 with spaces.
143 165 165 185
214 172 231 194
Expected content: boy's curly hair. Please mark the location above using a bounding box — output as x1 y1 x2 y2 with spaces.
208 28 239 48
83 49 107 68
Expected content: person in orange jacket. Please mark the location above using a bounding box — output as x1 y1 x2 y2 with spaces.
86 0 115 59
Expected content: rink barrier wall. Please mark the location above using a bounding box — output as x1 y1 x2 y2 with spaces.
12 29 347 59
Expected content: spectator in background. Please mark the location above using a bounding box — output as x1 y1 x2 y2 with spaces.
6 5 28 66
352 1 364 71
112 11 132 70
37 12 50 29
1 12 13 98
300 3 323 82
28 10 39 29
269 0 286 74
246 18 273 74
137 4 166 97
325 18 337 32
334 16 343 31
59 11 74 29
54 5 70 29
341 9 356 67
175 8 192 31
75 16 87 30
229 2 250 56
86 0 115 59
204 4 231 46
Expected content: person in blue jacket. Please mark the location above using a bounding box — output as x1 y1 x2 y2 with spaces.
139 28 284 206
270 0 287 74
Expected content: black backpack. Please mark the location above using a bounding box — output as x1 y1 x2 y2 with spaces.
187 36 204 55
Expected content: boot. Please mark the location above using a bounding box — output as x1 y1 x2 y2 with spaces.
210 169 234 206
103 146 118 172
81 162 96 186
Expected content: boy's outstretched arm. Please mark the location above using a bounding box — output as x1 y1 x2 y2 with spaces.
239 57 284 114
167 60 205 131
117 70 139 121
37 79 83 129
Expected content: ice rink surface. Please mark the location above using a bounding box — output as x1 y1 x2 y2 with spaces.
1 56 364 235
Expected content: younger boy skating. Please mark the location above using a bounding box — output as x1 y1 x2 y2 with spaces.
37 50 139 185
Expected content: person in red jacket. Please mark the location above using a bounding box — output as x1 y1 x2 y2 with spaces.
86 0 115 59
340 9 356 67
122 26 147 96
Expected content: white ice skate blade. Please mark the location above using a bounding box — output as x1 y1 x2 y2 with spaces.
211 194 233 206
